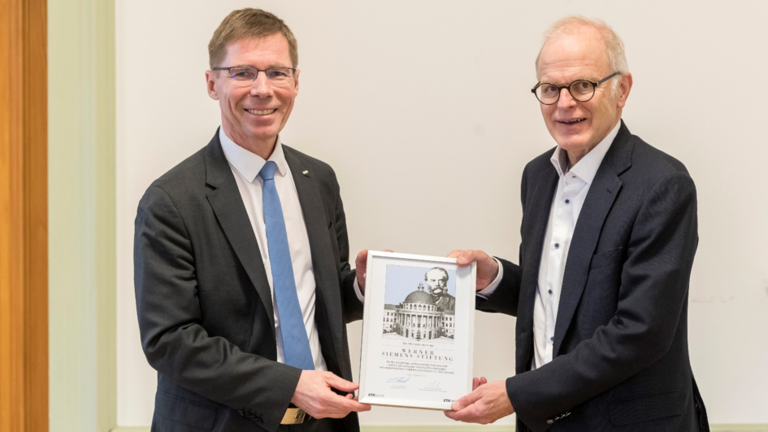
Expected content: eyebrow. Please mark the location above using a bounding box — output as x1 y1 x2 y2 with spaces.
231 64 292 69
540 76 600 84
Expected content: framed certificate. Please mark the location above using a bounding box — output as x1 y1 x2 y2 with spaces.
358 251 476 410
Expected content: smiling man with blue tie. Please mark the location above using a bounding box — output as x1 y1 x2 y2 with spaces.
134 8 370 432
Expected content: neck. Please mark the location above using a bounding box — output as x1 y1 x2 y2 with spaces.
566 116 621 168
566 149 587 168
222 126 277 160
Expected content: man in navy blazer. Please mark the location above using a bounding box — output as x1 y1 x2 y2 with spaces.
445 16 709 432
134 8 370 432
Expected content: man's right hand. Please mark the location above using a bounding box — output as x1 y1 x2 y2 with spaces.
447 250 499 291
291 370 372 419
355 249 369 295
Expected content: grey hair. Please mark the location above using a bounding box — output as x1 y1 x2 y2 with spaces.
535 16 628 95
425 267 449 281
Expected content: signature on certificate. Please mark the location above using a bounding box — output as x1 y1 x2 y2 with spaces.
387 376 411 384
420 380 445 392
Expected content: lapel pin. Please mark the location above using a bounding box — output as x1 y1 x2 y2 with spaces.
302 170 309 176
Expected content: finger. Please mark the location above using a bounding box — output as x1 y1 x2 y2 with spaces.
450 403 482 423
329 396 371 414
451 389 481 411
326 374 360 393
473 377 488 390
355 250 368 289
447 250 464 259
317 394 371 419
456 250 477 266
355 402 372 412
355 250 368 266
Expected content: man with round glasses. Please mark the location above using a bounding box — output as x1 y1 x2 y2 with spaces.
446 16 709 432
134 8 370 432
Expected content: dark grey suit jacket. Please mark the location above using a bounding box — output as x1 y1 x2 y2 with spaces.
134 131 363 432
478 121 709 432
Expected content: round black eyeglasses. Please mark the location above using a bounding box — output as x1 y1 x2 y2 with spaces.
531 72 621 105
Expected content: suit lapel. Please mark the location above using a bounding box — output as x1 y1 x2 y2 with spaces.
517 162 558 369
522 167 559 292
284 147 344 370
204 134 275 328
553 122 633 356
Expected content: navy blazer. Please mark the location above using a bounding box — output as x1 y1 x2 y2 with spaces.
134 131 363 432
478 121 709 432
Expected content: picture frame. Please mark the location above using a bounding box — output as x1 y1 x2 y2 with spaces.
358 251 476 410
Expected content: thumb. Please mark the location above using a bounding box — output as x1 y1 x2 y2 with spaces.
451 390 480 411
355 249 368 266
327 374 359 393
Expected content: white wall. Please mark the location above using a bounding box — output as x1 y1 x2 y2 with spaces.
116 0 768 426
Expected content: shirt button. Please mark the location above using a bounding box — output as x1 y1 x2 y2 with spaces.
554 243 560 248
548 289 552 295
550 336 554 342
565 199 570 204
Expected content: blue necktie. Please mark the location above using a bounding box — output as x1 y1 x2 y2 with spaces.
259 161 315 370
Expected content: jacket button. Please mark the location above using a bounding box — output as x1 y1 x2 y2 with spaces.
237 410 244 416
546 419 554 424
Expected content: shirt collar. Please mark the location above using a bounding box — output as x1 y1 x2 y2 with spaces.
549 120 621 185
218 127 289 183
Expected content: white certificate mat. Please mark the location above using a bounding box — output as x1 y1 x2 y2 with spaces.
359 251 476 410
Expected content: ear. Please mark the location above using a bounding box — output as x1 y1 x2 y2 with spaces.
205 70 219 100
616 72 633 109
293 68 300 97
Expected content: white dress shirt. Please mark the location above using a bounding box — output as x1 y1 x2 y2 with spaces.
219 128 327 371
480 121 620 369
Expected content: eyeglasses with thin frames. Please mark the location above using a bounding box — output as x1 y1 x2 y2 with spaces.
531 72 621 105
212 65 297 87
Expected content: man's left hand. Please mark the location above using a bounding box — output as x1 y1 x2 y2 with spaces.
355 249 394 295
444 380 515 424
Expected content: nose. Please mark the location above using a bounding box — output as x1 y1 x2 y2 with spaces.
250 71 274 97
557 87 577 109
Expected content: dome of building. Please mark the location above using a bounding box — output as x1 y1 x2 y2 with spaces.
403 289 435 305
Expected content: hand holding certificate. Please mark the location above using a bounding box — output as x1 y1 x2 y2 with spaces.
358 251 476 410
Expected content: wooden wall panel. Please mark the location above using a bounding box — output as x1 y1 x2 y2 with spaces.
0 0 48 431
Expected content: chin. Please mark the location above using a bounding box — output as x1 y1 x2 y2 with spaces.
555 136 589 152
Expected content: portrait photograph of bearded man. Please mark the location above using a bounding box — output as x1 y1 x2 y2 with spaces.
425 267 456 313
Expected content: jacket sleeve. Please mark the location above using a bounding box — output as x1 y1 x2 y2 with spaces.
134 185 301 432
331 170 364 323
475 258 522 316
507 172 698 432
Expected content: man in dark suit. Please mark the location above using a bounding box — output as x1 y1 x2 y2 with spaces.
444 16 709 432
134 8 370 432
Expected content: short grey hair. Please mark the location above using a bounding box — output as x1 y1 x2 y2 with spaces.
425 267 449 282
535 16 628 94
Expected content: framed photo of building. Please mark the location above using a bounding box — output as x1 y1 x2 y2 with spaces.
358 251 476 410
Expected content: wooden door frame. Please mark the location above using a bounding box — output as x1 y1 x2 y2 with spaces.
0 0 48 431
